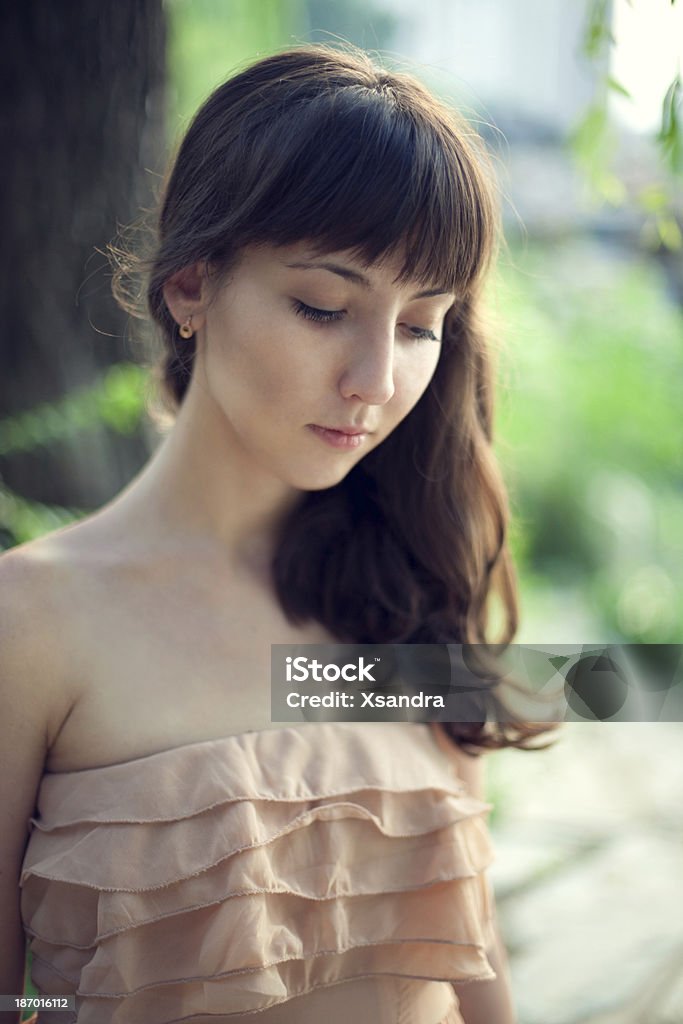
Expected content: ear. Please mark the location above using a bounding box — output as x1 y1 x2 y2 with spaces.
162 262 209 333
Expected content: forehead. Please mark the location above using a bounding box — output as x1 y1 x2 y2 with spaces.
249 241 455 298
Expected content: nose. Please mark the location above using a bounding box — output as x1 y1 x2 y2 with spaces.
338 324 396 406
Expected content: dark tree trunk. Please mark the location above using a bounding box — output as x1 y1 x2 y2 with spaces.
0 0 165 511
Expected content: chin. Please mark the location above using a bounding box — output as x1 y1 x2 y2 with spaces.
290 460 362 492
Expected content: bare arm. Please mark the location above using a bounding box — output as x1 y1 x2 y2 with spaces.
453 912 517 1024
0 549 72 1023
435 729 518 1024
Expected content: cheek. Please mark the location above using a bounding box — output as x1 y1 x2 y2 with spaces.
395 346 441 411
204 314 308 418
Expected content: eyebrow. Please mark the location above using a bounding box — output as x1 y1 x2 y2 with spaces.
284 260 452 300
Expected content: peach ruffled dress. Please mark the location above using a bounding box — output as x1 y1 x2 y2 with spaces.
20 721 497 1023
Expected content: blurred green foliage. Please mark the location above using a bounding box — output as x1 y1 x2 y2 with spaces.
0 363 146 458
572 0 682 248
0 364 147 546
658 73 683 175
494 242 683 642
165 0 307 133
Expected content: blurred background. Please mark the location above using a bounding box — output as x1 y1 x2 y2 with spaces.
3 1 682 1021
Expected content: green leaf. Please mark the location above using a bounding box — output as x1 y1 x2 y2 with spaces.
657 74 682 174
656 214 683 250
569 101 624 203
606 75 631 100
570 103 608 161
583 0 614 59
638 184 669 213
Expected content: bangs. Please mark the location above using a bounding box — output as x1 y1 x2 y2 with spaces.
227 85 495 295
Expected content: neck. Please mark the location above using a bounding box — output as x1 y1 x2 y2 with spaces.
99 373 302 575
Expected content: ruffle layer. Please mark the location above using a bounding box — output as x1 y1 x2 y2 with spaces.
21 722 497 1022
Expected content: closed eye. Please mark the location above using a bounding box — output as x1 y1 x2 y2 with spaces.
293 299 440 342
404 325 439 342
292 300 345 323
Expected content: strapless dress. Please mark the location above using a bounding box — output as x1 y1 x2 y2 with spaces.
20 721 497 1023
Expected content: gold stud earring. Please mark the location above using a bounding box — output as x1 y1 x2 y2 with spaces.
179 315 194 339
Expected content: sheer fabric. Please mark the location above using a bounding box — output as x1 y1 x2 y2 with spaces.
20 721 496 1022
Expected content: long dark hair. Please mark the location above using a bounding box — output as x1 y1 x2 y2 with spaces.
112 45 559 755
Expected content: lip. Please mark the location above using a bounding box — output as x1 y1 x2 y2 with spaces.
307 424 372 449
319 424 372 435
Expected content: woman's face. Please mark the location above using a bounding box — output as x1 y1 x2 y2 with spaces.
189 241 454 491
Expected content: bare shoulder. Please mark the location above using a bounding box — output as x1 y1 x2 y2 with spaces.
0 532 95 978
0 528 94 747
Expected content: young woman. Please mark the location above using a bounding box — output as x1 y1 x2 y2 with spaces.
1 45 555 1024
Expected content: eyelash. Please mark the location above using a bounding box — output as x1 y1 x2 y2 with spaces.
293 300 344 324
292 300 439 342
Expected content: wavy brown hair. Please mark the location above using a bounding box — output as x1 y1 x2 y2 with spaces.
112 45 559 756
